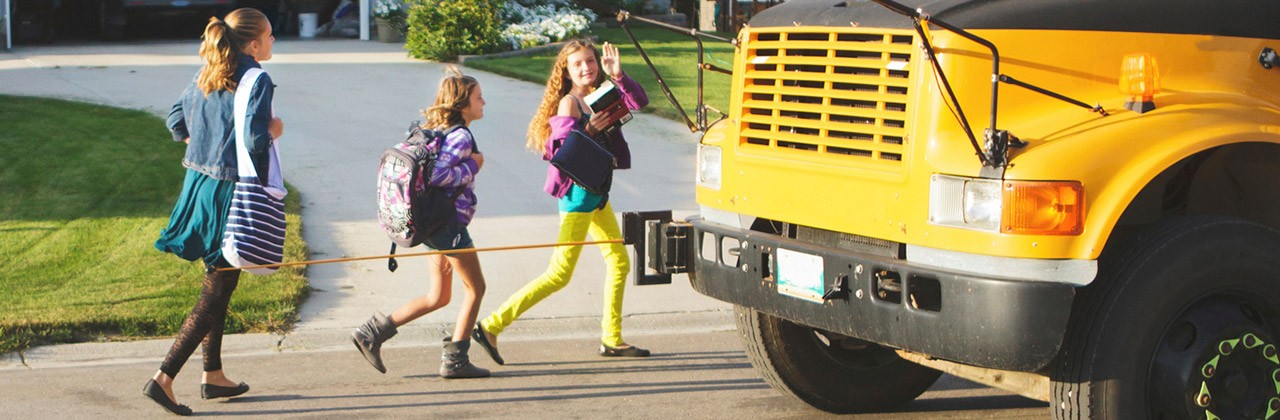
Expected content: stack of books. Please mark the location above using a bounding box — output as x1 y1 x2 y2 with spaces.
584 80 632 132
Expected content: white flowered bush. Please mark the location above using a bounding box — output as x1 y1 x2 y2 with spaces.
499 0 596 50
372 0 405 19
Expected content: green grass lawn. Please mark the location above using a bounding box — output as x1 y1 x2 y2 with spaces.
465 26 737 128
0 95 308 354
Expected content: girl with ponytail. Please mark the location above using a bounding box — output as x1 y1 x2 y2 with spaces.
147 7 281 416
350 65 493 379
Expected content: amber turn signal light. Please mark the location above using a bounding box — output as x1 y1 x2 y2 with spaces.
1002 181 1085 235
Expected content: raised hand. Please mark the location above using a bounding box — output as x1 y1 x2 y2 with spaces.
600 42 621 81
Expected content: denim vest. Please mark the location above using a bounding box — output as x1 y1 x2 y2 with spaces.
166 54 275 181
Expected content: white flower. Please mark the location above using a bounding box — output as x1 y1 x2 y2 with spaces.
498 1 595 50
373 0 404 19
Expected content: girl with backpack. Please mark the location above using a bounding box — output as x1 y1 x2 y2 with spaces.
147 8 281 416
351 66 492 379
471 40 651 365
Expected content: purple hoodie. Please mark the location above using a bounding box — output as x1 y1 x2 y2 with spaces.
428 128 480 224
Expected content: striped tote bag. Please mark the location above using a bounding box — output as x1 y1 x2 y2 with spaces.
221 68 287 275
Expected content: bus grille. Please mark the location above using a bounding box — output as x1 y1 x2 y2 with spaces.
740 29 916 171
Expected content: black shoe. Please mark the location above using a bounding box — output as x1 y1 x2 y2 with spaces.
471 322 504 365
599 344 651 357
142 379 192 416
201 382 250 399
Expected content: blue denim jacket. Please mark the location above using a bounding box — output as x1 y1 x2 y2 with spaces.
167 54 275 181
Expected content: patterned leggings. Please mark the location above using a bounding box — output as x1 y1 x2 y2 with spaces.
158 268 241 378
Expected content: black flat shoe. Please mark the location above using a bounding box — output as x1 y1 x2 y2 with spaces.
201 382 250 399
599 344 651 357
142 379 192 416
471 322 505 365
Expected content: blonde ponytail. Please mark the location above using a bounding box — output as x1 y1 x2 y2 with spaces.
195 8 270 95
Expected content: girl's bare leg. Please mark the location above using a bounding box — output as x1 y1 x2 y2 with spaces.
389 255 453 326
447 251 487 341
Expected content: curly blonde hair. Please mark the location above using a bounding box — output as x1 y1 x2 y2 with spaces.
422 65 479 129
525 39 604 154
196 8 269 95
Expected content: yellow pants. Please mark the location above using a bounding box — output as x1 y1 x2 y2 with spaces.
480 202 631 347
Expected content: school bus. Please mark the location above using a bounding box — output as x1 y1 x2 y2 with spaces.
633 0 1280 417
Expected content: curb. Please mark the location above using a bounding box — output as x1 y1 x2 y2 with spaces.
0 309 734 371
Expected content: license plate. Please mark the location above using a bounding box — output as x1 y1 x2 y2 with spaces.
776 248 824 303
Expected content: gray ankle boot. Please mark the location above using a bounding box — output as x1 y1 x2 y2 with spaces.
352 312 397 373
440 339 491 379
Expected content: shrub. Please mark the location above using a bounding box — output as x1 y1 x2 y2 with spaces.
405 0 504 61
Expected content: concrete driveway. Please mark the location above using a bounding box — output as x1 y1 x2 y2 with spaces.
0 38 730 365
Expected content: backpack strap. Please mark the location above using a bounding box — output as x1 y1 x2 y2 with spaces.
388 242 399 272
233 68 265 180
443 124 476 153
404 120 431 145
233 68 288 198
406 120 422 137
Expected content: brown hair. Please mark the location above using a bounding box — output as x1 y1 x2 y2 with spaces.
196 8 270 95
525 39 604 154
422 65 480 129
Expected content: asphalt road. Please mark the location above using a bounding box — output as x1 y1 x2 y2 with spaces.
0 325 1048 418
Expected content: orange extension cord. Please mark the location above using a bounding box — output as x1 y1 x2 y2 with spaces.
214 239 625 273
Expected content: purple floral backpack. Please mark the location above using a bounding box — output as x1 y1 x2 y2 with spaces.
376 123 464 268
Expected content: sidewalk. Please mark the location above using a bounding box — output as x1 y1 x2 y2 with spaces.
0 311 733 371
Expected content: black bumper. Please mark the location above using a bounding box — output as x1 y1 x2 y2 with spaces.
688 218 1075 372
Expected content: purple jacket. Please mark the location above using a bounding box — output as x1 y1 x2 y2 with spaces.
541 73 649 198
429 128 480 225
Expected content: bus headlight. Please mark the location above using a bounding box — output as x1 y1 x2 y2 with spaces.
930 174 1084 235
697 144 721 190
930 175 1001 231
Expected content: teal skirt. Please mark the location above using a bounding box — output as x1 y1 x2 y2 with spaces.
154 169 236 267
